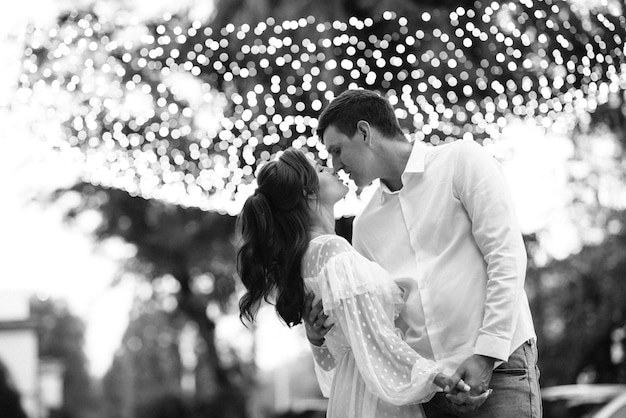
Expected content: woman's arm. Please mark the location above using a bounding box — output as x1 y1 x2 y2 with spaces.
333 289 445 405
313 237 459 406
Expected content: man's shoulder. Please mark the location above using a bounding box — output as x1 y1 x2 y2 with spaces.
427 138 479 156
423 139 489 170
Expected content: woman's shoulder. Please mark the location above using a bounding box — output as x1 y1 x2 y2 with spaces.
304 235 354 277
310 234 352 254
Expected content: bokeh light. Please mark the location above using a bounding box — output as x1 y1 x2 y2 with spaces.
18 2 626 214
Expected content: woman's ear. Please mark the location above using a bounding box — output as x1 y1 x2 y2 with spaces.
305 193 320 212
305 191 317 202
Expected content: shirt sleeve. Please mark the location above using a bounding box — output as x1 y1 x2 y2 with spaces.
453 140 528 361
318 239 442 406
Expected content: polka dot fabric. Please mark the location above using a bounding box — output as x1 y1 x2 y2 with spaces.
304 235 442 418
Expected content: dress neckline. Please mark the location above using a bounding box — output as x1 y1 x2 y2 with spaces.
310 233 337 242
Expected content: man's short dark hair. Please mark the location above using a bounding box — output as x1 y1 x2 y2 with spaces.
316 89 405 142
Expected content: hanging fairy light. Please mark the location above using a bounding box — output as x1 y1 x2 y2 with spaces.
19 1 626 214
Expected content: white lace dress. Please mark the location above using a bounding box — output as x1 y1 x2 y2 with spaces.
303 235 442 418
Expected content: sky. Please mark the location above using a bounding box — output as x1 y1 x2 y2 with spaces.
0 0 610 378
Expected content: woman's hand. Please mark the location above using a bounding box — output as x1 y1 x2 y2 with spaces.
434 372 470 394
303 293 334 346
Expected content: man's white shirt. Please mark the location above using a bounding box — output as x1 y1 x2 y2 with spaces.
352 139 536 371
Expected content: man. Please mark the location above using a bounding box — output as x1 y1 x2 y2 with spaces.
305 89 540 417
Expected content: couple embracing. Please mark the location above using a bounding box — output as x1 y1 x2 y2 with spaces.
237 89 541 418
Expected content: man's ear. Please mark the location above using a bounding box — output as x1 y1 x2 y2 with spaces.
356 120 371 145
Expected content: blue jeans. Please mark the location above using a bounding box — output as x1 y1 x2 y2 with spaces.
423 340 542 417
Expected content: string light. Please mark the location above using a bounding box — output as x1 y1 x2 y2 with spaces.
19 1 626 214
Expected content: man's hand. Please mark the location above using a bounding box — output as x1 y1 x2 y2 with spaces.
455 354 496 395
446 389 493 413
434 355 495 413
303 293 334 346
434 372 491 412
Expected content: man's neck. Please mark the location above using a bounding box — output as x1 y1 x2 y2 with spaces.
379 140 413 192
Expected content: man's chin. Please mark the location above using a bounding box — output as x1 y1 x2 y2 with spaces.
354 179 373 189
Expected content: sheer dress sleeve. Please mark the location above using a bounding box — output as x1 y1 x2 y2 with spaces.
310 343 337 397
311 343 338 371
311 236 443 406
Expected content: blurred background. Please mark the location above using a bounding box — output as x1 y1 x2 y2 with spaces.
1 0 625 417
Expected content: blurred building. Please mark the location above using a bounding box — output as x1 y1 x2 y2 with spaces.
0 292 63 418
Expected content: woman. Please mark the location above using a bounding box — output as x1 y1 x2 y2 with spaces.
237 148 471 417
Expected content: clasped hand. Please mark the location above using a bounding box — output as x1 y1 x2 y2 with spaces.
437 354 495 412
303 293 334 346
435 373 492 412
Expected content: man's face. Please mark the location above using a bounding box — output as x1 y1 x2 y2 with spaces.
322 124 376 188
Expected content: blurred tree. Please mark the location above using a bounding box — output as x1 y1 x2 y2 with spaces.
102 298 186 418
102 289 249 418
525 209 626 386
523 117 626 386
54 182 248 415
101 354 129 418
30 297 99 418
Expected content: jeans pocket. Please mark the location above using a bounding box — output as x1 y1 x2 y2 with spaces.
492 368 528 378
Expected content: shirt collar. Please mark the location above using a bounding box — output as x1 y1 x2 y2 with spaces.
379 140 427 199
404 140 427 174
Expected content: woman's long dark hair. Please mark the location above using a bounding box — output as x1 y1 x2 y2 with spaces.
237 148 319 327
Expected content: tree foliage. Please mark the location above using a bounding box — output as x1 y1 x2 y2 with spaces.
525 210 626 385
53 182 245 413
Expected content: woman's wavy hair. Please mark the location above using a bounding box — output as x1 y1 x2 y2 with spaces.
237 148 319 327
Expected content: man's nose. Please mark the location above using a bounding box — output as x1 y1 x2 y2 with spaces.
329 156 342 174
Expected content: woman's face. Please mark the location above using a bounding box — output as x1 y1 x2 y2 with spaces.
313 162 349 205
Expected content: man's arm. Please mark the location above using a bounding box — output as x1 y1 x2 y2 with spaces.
453 140 528 391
